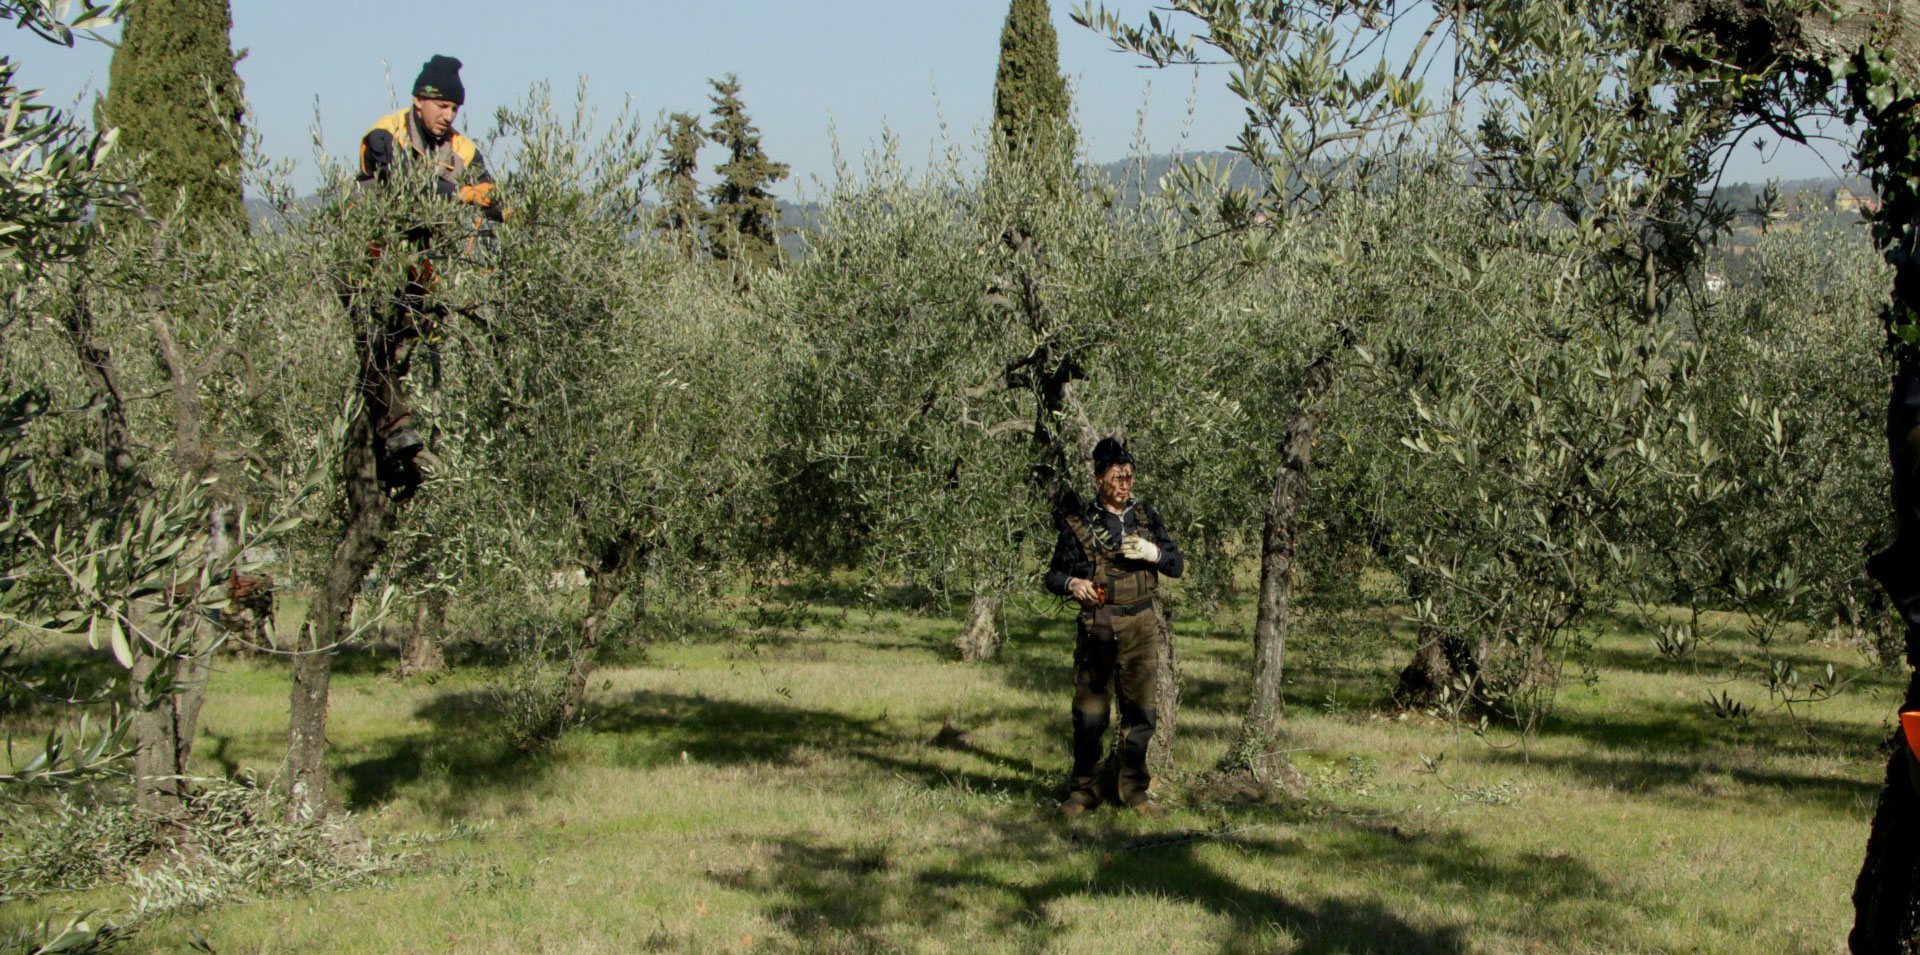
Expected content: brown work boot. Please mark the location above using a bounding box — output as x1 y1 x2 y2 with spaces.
1059 791 1099 818
1124 795 1164 818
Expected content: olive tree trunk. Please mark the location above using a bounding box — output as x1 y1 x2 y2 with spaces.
1852 615 1920 954
1237 334 1349 761
62 282 222 819
955 593 1004 662
129 650 210 814
1148 597 1179 768
554 534 642 730
285 408 393 823
397 589 448 677
131 318 236 818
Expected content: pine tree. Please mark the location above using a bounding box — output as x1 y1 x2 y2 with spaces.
991 0 1074 166
703 74 788 274
101 0 247 233
653 112 705 262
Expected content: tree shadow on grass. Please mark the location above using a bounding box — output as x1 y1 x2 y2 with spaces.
340 690 555 817
1582 637 1894 687
1458 696 1890 818
341 687 1068 820
1485 746 1880 818
712 809 1613 954
1540 696 1887 763
588 689 1061 799
337 684 1626 951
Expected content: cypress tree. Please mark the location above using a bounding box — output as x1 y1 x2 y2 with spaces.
991 0 1074 166
653 112 705 262
703 74 788 274
101 0 247 232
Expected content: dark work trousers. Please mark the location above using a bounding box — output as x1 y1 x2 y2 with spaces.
357 279 438 444
348 272 447 454
1070 604 1162 805
1872 360 1920 638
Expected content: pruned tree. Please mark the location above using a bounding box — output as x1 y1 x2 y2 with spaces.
771 132 1242 774
279 140 483 822
1076 0 1464 777
416 85 784 746
951 0 1085 664
4 0 319 830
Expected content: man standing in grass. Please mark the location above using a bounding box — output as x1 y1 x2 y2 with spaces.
353 54 502 495
1045 438 1184 817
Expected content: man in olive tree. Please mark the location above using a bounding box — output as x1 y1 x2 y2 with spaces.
1045 438 1184 817
353 54 502 494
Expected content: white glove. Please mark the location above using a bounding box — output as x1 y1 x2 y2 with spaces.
1121 535 1160 564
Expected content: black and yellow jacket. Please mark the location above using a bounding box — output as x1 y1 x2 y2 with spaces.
358 108 501 220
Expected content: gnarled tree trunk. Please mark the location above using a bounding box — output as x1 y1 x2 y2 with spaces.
129 650 210 816
1148 596 1179 768
132 322 233 819
1851 613 1920 954
555 533 643 730
61 282 216 819
397 589 448 677
954 593 1004 662
285 408 393 823
1391 570 1479 709
1393 625 1477 710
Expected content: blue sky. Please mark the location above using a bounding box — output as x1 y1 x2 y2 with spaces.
10 1 1855 199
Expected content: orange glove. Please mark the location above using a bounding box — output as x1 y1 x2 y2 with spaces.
458 182 497 208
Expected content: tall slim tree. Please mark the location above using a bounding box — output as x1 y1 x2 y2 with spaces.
100 0 246 232
704 75 787 274
654 111 705 262
991 0 1075 165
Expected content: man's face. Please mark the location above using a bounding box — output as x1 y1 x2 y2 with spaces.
413 96 459 139
1096 464 1134 511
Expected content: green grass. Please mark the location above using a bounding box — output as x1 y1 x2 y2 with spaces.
2 591 1901 954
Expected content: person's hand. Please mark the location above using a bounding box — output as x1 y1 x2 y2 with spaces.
1067 577 1101 607
459 182 498 208
1121 535 1160 564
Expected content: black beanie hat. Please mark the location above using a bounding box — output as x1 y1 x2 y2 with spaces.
1092 437 1133 476
413 55 465 105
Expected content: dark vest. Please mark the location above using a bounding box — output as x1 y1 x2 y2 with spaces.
1063 507 1159 608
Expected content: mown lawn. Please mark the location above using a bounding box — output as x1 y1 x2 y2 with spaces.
2 588 1900 954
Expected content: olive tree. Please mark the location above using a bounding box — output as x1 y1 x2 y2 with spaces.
3 0 313 821
1074 0 1480 775
406 84 790 743
770 136 1251 766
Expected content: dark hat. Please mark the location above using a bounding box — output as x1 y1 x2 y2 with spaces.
413 55 465 105
1092 437 1133 476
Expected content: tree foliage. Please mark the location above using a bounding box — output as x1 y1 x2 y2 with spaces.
653 111 704 261
993 0 1075 165
100 0 246 233
704 74 788 275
